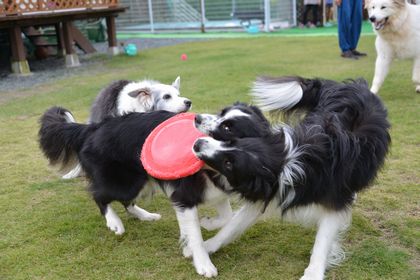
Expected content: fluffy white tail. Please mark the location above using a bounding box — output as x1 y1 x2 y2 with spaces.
251 76 303 111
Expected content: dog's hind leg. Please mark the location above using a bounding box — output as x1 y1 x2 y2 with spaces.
200 198 233 231
124 202 161 221
175 206 218 278
62 163 83 179
300 209 351 280
412 57 420 93
203 202 263 254
96 201 125 235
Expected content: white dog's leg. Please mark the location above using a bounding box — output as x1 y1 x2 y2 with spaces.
62 163 82 179
371 54 393 94
300 209 351 280
204 202 263 254
126 204 161 221
412 57 420 93
200 198 233 231
104 205 125 235
175 206 218 278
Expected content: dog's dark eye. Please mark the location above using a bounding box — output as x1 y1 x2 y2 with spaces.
224 159 233 171
381 6 385 9
222 124 230 131
163 94 171 100
221 123 231 132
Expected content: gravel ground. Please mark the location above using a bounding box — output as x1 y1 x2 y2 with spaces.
0 38 208 103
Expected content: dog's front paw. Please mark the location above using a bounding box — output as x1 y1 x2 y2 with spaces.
194 258 218 278
299 266 323 280
200 216 227 231
142 212 161 221
106 219 125 235
203 239 220 254
416 85 420 93
182 245 193 258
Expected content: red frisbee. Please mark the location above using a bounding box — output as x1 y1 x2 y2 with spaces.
141 113 206 180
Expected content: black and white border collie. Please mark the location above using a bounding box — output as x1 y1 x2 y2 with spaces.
193 76 391 279
38 103 271 277
62 77 192 179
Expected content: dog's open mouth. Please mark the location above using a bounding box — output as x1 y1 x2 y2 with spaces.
374 17 388 30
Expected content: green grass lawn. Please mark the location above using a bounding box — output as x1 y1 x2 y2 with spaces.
0 35 419 280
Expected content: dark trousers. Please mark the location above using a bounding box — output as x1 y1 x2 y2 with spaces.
302 4 319 25
338 0 363 52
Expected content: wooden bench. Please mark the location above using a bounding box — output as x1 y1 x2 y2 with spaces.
232 10 265 26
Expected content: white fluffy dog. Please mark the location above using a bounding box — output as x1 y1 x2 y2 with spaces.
366 0 420 93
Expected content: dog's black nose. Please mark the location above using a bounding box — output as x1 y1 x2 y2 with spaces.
195 114 202 125
193 140 202 152
369 16 376 22
184 100 192 108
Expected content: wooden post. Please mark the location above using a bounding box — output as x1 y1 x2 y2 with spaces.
62 21 80 67
106 15 119 55
55 23 65 56
9 25 31 75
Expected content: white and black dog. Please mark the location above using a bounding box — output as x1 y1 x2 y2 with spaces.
193 76 391 279
62 77 192 179
38 102 272 277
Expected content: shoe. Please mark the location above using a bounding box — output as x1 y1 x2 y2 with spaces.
341 50 359 59
351 49 367 56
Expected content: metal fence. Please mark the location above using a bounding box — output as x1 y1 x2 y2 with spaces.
117 0 297 32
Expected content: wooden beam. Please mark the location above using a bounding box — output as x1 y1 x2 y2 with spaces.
71 24 96 54
105 15 117 48
9 25 26 61
55 23 65 55
62 21 74 55
8 25 31 75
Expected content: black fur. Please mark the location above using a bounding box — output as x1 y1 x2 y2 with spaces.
89 80 131 123
195 78 391 212
39 102 276 226
39 109 211 213
207 102 271 141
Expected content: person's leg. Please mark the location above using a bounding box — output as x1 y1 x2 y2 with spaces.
312 5 319 26
303 5 310 25
349 0 363 52
326 5 333 22
337 0 352 53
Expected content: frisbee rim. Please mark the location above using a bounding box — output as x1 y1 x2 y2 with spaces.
141 113 205 180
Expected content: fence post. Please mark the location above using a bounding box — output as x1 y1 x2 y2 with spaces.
264 0 271 32
200 0 206 33
292 0 297 26
147 0 154 33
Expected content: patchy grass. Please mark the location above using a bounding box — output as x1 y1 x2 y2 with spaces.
0 35 419 280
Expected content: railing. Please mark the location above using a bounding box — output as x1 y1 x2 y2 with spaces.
0 0 119 16
116 0 296 32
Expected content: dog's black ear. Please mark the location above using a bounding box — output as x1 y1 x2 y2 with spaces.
128 88 150 98
249 105 268 122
